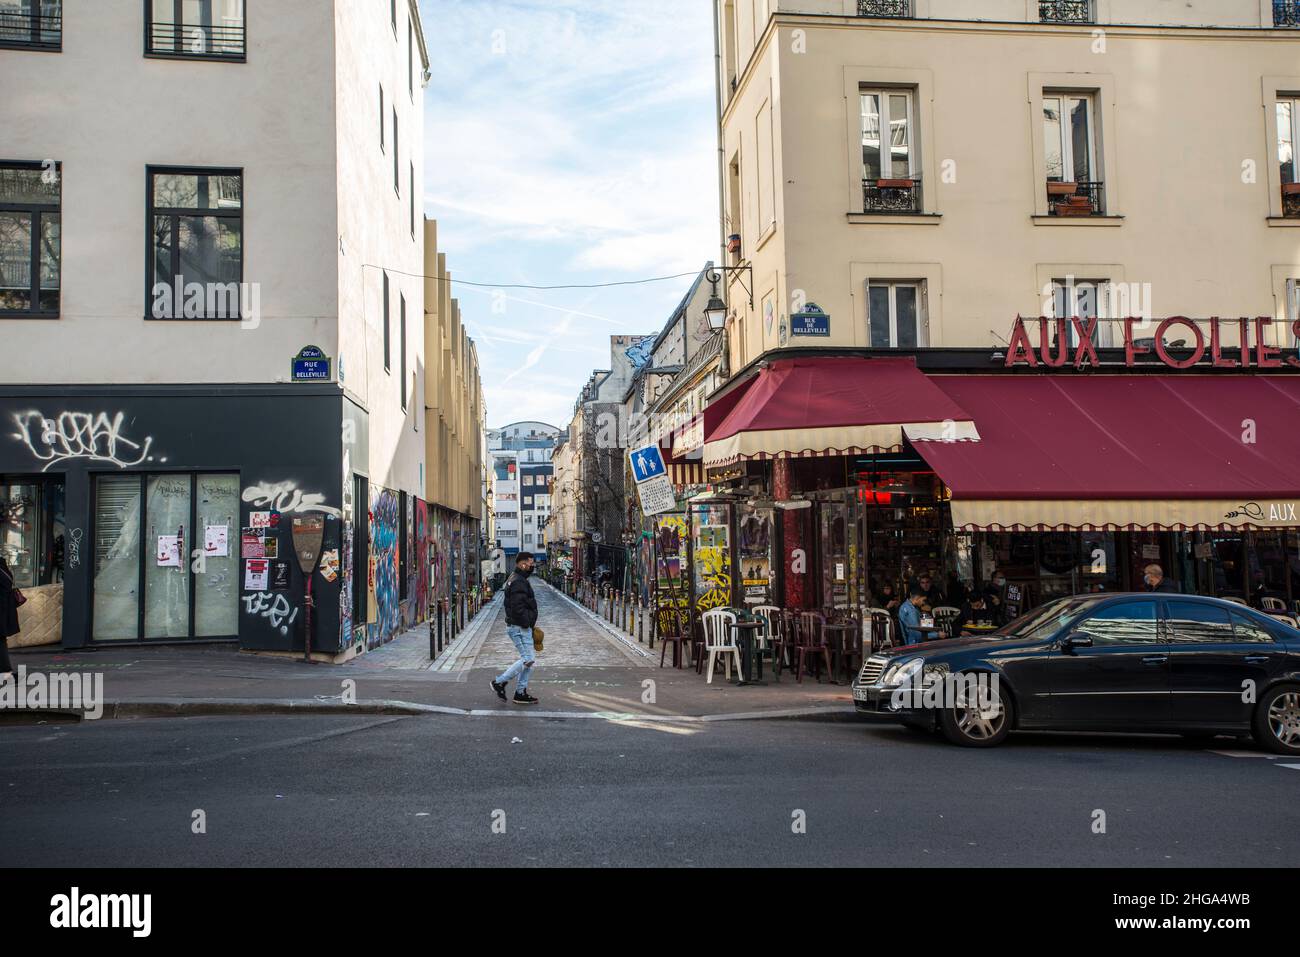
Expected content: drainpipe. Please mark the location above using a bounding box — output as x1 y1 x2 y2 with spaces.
712 1 732 382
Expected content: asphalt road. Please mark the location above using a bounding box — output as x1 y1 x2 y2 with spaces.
2 713 1297 867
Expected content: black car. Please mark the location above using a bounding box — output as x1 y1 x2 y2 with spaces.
852 593 1300 751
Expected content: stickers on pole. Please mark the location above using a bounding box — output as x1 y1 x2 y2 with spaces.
629 444 676 517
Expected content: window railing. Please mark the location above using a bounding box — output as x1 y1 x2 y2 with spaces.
1039 0 1093 23
1047 180 1105 216
147 19 246 59
857 0 911 17
0 4 61 50
863 176 922 213
1283 183 1300 217
1276 1 1300 27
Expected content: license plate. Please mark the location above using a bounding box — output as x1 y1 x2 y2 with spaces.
852 687 871 702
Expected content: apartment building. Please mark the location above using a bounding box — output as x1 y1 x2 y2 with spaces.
423 220 488 620
0 0 431 659
716 0 1300 363
689 0 1300 616
487 421 559 564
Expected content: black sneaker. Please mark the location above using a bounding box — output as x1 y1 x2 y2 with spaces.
512 691 539 706
490 679 507 701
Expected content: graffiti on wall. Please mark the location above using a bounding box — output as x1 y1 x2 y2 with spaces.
414 499 429 623
367 487 399 649
339 520 354 649
13 410 157 471
693 507 732 612
242 591 299 637
242 481 340 518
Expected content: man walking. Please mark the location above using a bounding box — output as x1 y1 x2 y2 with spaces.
491 553 539 705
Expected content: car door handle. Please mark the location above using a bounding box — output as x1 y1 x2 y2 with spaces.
1244 655 1269 664
1142 655 1168 665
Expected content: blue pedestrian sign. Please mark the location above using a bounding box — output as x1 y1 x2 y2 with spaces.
629 445 667 484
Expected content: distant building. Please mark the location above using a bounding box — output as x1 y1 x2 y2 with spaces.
487 422 560 563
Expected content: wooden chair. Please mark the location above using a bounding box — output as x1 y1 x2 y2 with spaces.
700 608 741 684
794 611 833 684
656 603 689 669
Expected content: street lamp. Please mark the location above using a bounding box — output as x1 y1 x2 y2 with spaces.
704 266 754 330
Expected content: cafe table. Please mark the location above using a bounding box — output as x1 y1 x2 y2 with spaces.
962 622 1000 636
822 619 859 683
727 612 766 685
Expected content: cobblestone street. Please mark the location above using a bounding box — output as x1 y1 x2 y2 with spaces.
462 580 654 671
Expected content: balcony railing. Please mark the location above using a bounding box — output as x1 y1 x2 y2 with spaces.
1283 184 1300 217
857 0 911 17
1047 180 1105 216
0 7 61 50
1039 0 1093 23
1276 1 1300 27
147 20 246 59
863 176 922 213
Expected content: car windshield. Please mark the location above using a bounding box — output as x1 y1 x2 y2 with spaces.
996 596 1100 642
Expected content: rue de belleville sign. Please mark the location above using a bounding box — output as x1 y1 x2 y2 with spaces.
1005 316 1300 370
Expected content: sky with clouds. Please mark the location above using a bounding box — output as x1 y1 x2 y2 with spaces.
418 0 720 432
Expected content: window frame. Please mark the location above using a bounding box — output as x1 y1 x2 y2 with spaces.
400 293 407 411
1279 95 1300 216
0 159 62 320
1043 91 1097 185
1050 277 1113 347
393 109 400 195
379 84 386 152
144 165 245 322
144 0 247 63
383 271 391 371
866 280 927 349
1071 598 1162 645
0 0 63 52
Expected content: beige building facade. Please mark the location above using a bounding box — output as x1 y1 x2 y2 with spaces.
716 1 1300 368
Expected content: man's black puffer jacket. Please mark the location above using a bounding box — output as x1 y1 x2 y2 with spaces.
504 571 538 629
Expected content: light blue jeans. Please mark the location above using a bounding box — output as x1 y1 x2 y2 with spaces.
496 625 536 692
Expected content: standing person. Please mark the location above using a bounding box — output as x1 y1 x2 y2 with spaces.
1143 564 1178 593
491 554 539 705
0 557 20 682
898 588 940 646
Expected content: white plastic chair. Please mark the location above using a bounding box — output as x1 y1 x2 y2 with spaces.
700 608 741 685
932 605 962 637
752 604 784 672
1261 596 1286 612
1221 596 1250 606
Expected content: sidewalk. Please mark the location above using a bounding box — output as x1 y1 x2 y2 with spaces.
2 581 856 723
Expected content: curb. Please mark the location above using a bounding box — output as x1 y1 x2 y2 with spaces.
1 699 860 723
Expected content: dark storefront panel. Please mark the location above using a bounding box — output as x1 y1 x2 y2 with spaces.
0 387 346 652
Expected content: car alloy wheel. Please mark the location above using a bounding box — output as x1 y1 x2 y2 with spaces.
1258 687 1300 755
939 676 1012 748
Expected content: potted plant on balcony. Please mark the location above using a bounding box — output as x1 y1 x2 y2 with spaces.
1047 181 1078 196
1283 182 1300 195
726 234 741 254
876 178 915 189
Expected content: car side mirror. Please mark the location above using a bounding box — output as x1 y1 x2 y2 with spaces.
1061 632 1093 653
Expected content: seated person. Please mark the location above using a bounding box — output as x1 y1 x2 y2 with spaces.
956 594 997 634
874 581 902 612
898 588 941 646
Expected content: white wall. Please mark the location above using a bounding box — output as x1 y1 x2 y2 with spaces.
0 0 339 385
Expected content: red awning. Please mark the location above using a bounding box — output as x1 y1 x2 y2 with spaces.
703 356 979 468
913 375 1300 530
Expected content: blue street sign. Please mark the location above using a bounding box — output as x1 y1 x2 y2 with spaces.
291 345 332 381
790 303 830 337
629 445 667 484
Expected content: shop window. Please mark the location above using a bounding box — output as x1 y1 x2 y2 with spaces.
147 167 243 320
867 281 926 348
1071 600 1160 644
1043 92 1104 215
1166 600 1233 643
0 161 61 318
860 88 920 213
92 473 237 642
0 479 65 588
146 0 246 60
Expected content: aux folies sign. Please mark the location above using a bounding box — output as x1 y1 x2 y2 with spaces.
1005 316 1300 370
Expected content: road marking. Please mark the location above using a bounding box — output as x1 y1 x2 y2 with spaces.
1277 763 1300 771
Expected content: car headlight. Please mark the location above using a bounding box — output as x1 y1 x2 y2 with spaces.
881 657 923 688
922 662 949 686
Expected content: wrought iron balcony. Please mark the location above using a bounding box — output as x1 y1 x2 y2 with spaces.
1276 1 1300 27
0 4 61 50
863 176 922 213
147 20 246 59
857 0 911 18
1047 180 1105 216
1039 0 1093 23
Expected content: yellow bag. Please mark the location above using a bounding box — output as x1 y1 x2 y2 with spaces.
532 626 544 652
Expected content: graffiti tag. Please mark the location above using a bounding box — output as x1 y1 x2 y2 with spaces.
13 411 154 471
242 481 340 518
241 591 300 636
66 528 83 570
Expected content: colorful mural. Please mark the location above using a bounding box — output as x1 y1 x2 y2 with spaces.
692 505 733 612
339 519 354 649
414 498 430 624
367 487 400 649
